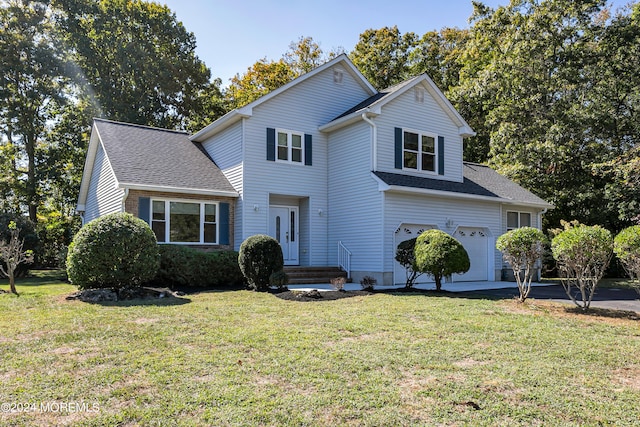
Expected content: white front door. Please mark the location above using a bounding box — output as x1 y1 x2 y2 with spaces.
269 206 299 265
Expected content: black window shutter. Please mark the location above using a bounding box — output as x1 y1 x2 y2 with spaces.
304 134 312 166
138 197 150 224
266 128 275 161
438 136 445 175
219 202 230 245
394 127 403 169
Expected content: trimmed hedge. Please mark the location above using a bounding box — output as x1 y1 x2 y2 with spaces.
154 245 244 288
67 213 159 289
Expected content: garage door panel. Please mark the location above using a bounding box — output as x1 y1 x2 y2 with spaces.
453 227 488 282
393 223 437 285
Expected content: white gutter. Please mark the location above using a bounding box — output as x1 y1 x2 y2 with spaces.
537 207 549 230
361 113 377 171
118 183 239 198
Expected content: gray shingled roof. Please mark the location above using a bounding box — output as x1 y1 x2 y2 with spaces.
374 163 552 207
331 75 422 121
95 119 236 194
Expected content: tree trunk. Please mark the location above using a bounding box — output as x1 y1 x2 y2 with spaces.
26 133 37 223
435 274 443 291
9 273 19 296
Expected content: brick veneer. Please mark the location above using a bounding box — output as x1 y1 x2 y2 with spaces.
125 190 236 251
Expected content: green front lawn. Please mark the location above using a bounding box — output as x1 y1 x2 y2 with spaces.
1 273 639 426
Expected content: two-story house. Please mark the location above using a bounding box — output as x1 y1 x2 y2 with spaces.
76 54 552 285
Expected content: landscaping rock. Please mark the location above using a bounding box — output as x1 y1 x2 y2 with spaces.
66 286 183 302
66 288 118 302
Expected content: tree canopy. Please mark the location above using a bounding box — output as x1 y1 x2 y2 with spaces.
1 0 639 242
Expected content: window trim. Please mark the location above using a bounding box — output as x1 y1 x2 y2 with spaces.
275 128 305 165
506 211 532 231
151 198 219 245
401 128 438 174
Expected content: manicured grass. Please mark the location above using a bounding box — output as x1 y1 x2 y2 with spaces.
1 273 640 426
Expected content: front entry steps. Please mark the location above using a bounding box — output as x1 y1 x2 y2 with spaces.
283 266 351 285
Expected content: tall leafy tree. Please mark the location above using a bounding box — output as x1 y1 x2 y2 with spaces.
0 0 68 221
409 27 470 93
454 0 619 228
56 0 214 130
350 26 417 90
225 36 337 109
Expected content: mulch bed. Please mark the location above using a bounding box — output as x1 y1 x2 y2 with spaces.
272 286 451 302
274 289 372 302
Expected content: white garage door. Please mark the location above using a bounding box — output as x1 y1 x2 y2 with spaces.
453 227 489 282
393 224 437 285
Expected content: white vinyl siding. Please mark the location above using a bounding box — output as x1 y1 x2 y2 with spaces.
238 64 371 264
376 86 464 182
328 121 384 272
83 144 123 223
201 122 243 249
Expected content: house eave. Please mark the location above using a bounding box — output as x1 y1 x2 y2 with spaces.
371 173 552 209
319 109 381 133
190 108 251 142
119 183 239 198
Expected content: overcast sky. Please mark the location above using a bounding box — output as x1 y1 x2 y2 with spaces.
158 0 628 87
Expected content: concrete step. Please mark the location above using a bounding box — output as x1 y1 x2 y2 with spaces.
283 266 351 284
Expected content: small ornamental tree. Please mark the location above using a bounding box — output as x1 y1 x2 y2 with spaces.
238 234 284 291
496 227 546 302
614 225 640 294
0 221 35 296
67 213 159 289
551 222 613 310
395 237 423 288
414 229 470 291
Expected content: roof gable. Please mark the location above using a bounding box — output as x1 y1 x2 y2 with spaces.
190 54 377 142
320 74 475 137
77 119 237 209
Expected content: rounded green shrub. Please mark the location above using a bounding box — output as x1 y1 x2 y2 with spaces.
414 229 469 291
269 269 289 290
614 225 640 284
67 213 159 289
496 227 546 301
551 223 612 309
238 234 283 291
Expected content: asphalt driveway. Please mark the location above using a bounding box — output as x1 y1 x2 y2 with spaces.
463 284 640 313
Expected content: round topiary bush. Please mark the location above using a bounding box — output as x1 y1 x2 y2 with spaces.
614 225 640 286
414 229 470 291
238 234 283 291
67 212 159 289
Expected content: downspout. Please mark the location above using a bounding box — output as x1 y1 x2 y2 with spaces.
361 112 377 171
121 187 129 213
79 212 85 226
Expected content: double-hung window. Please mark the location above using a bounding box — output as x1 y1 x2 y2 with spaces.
277 130 303 163
506 211 531 231
403 130 436 173
151 200 218 244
